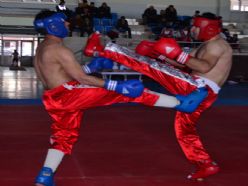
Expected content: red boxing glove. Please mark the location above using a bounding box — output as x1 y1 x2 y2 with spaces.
135 40 156 58
152 38 191 64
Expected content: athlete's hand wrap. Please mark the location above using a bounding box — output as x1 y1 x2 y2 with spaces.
104 79 144 98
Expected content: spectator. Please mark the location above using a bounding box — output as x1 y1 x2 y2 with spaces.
81 17 94 36
165 5 177 27
158 9 167 27
69 14 83 36
193 10 200 17
142 5 157 25
78 0 89 9
81 6 92 19
179 27 191 41
12 49 19 67
75 0 89 15
230 34 240 51
160 27 173 38
221 28 230 40
179 26 192 48
116 16 132 38
98 2 111 18
56 0 72 18
88 2 98 18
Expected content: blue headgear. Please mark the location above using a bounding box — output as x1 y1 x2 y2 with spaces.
34 13 68 38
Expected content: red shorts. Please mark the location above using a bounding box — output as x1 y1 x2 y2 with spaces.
103 43 220 163
42 81 159 154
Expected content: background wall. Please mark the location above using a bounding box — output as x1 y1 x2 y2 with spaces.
0 0 248 25
93 0 221 19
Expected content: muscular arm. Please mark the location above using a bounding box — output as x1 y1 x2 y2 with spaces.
164 57 185 68
58 46 105 87
186 43 222 73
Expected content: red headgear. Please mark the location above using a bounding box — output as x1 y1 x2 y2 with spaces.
192 16 222 41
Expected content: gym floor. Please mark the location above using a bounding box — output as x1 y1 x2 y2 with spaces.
0 67 248 186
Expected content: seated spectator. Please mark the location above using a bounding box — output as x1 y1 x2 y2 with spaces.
98 2 111 18
69 14 83 35
81 17 94 36
229 33 240 52
88 2 98 18
116 16 132 38
160 27 173 38
78 0 89 9
75 0 89 16
56 0 72 18
142 5 158 25
193 10 200 18
165 5 177 27
158 9 167 27
172 29 182 40
179 27 191 42
221 28 231 40
81 6 92 19
190 10 200 26
179 27 192 48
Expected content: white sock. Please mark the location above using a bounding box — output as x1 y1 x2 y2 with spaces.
153 91 180 108
43 149 65 173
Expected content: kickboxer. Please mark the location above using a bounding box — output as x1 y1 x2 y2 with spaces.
83 12 233 180
33 10 208 186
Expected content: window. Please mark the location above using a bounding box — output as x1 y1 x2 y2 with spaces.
231 0 248 11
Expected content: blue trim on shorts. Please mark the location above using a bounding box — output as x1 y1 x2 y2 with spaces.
1 98 248 106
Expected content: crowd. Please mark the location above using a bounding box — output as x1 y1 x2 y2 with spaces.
55 0 131 38
54 1 240 51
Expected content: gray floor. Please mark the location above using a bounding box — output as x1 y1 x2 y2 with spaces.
0 67 43 99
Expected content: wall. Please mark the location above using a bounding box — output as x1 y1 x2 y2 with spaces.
0 0 247 25
93 0 221 19
0 16 34 26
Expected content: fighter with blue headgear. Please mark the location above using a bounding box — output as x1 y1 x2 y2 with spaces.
34 10 69 38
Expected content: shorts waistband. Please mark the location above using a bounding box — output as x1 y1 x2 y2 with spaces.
197 76 221 94
44 81 81 94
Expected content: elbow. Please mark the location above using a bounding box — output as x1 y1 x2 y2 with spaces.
198 64 212 73
198 68 209 73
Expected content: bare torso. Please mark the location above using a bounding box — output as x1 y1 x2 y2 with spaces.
190 36 233 87
34 35 104 90
34 36 78 89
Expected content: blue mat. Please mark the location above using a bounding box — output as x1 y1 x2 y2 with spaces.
0 82 248 105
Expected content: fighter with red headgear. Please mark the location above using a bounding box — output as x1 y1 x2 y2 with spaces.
83 12 233 181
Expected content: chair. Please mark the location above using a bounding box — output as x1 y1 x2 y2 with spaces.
105 26 114 33
101 18 112 26
94 25 105 33
93 18 101 26
111 13 118 20
111 13 118 26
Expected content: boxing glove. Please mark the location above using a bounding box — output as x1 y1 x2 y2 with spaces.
135 40 156 58
83 57 113 74
104 79 144 98
152 38 191 64
84 32 105 57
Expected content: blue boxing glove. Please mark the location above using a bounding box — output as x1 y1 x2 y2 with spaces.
175 87 208 113
83 57 113 74
104 79 144 98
